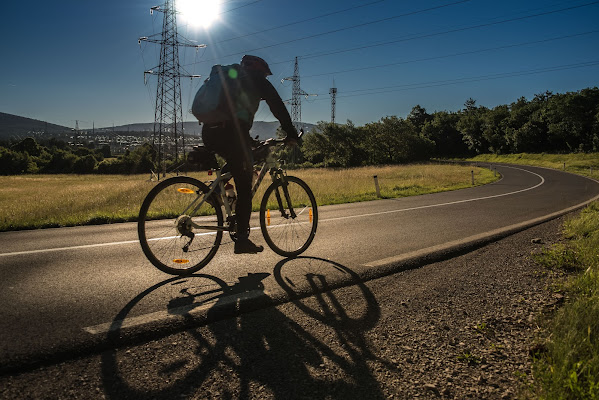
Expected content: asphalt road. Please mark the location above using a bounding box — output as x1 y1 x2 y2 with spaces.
1 164 598 373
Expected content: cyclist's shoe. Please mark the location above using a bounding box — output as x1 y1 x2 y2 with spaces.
234 239 264 254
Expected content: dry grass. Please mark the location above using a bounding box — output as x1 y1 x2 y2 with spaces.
289 164 494 205
0 174 154 230
0 164 496 231
469 153 599 178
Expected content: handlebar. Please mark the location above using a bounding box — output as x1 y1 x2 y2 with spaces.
258 128 304 147
252 128 303 161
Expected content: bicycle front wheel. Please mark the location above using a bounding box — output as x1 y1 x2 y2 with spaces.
259 176 318 257
138 176 223 275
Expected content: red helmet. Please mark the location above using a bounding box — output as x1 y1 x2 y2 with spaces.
240 55 272 76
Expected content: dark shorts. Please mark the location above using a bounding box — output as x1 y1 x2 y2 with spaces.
202 120 254 239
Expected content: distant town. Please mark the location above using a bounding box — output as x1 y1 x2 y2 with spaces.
53 130 203 156
0 112 286 155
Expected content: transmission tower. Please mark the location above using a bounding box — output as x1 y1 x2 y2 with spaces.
282 57 316 130
139 1 204 177
330 79 337 124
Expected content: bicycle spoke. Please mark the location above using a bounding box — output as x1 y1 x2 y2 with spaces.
260 176 317 257
139 177 223 275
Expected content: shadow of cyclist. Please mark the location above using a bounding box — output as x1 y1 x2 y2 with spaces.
101 258 392 399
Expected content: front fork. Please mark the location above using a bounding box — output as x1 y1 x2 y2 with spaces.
270 169 297 219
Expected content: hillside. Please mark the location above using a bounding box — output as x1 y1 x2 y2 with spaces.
0 112 314 141
0 113 71 139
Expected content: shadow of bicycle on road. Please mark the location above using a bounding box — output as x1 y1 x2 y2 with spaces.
101 257 399 399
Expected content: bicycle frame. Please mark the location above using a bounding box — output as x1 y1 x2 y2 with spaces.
187 147 284 232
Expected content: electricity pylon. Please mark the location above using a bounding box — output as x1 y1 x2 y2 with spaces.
282 57 316 130
330 79 337 124
139 0 205 177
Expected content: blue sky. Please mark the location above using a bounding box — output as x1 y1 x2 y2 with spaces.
1 0 598 130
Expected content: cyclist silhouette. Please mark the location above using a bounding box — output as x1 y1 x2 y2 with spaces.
198 55 298 254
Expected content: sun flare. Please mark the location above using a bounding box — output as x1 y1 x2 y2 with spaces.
177 0 221 28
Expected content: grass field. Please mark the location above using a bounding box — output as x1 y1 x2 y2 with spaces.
468 152 599 178
0 164 495 231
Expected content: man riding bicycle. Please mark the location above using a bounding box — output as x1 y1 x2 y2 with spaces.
193 55 299 254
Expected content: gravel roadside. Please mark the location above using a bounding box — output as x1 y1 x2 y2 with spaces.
0 216 568 399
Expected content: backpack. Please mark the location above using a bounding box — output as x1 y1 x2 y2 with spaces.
191 64 242 124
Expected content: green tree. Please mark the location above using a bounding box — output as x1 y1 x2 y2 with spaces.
407 105 432 133
73 154 97 174
133 143 157 173
482 105 510 154
11 137 43 157
302 121 365 167
544 88 599 152
0 147 30 174
44 149 78 173
97 143 156 174
99 144 111 159
457 113 486 155
421 111 467 157
364 116 433 164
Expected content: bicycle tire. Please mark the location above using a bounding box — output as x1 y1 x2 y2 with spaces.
138 176 223 275
259 176 318 257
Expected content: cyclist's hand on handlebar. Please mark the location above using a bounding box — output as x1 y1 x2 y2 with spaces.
284 135 301 147
250 137 262 149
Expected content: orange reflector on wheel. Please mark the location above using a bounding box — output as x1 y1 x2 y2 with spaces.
173 259 190 264
267 209 271 226
177 188 195 194
309 208 313 223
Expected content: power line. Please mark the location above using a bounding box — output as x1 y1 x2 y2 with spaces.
190 0 472 65
269 0 599 66
216 0 388 44
301 30 599 79
311 60 599 100
184 0 599 70
220 0 265 15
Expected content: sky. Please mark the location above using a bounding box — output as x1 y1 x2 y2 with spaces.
1 0 598 130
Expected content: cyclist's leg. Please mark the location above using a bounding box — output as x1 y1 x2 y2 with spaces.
227 124 259 248
203 122 261 253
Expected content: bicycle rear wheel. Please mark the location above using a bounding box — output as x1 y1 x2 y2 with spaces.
259 176 318 257
138 176 223 275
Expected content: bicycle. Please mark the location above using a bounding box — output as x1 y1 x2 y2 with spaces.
138 135 318 275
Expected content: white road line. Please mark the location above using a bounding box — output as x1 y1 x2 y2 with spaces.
364 190 599 268
0 166 543 258
320 165 544 223
0 239 141 258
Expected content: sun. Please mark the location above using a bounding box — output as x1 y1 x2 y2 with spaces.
177 0 222 28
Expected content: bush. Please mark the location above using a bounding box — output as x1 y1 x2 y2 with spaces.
0 147 29 174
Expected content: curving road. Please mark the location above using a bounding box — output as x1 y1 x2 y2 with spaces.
1 164 598 372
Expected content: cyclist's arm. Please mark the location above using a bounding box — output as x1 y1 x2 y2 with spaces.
258 78 299 140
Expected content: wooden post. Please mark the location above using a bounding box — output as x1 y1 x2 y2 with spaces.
374 175 381 198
